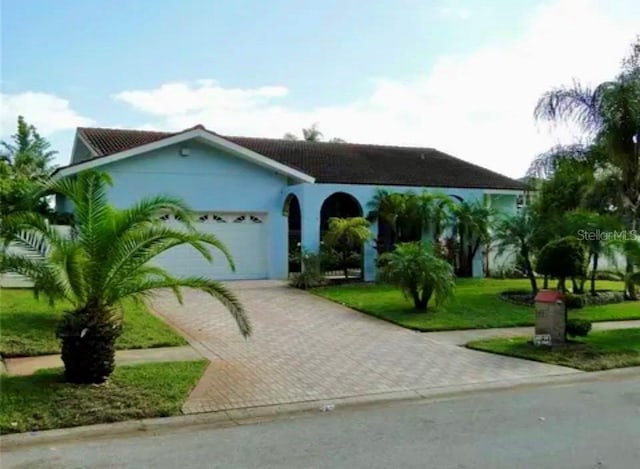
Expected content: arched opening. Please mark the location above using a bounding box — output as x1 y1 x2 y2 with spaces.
320 192 364 279
283 193 301 274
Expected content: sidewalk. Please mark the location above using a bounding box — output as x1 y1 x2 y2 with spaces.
423 319 640 345
3 346 202 376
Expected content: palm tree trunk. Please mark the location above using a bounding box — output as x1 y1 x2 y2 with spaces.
57 305 122 384
523 253 538 293
590 252 599 296
626 218 638 300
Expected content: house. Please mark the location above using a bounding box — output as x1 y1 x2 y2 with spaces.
54 125 526 281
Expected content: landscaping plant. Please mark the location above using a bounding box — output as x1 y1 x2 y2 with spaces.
379 241 455 311
322 217 371 279
1 171 251 384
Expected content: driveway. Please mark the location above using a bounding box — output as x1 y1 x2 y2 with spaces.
151 281 578 414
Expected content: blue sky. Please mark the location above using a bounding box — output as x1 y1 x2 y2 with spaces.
1 0 638 176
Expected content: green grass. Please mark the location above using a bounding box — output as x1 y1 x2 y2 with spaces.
467 328 640 371
0 360 208 435
0 289 187 357
314 279 639 332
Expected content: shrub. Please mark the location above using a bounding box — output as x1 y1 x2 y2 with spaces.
564 293 585 309
500 289 535 305
290 252 325 289
566 319 592 337
379 241 455 311
536 237 586 291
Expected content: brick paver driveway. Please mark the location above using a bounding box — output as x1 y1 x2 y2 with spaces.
151 281 578 413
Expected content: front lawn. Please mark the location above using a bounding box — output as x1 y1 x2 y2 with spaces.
467 328 640 371
0 360 207 435
314 279 638 331
0 289 186 357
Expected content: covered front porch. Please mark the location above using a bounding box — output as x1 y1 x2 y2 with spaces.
281 183 518 281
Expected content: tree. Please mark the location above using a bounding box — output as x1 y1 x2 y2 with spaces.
0 116 57 219
0 171 251 384
302 123 323 142
534 38 640 299
1 116 57 179
322 217 371 278
282 123 345 142
379 241 455 311
451 200 493 277
564 210 622 295
493 208 540 293
366 190 453 252
536 237 587 292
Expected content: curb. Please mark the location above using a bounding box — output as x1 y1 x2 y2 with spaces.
3 365 640 451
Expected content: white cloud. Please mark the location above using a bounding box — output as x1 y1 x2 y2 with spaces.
438 4 472 20
0 92 94 136
112 0 638 178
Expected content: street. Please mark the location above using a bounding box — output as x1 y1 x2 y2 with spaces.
3 376 640 469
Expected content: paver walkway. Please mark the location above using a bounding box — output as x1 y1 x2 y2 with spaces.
151 281 584 414
3 346 201 376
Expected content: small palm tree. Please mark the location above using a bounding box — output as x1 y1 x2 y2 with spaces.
1 171 251 384
379 242 455 311
493 208 540 293
322 217 371 279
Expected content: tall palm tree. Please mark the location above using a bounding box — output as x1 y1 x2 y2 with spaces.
366 189 406 250
0 171 251 384
451 200 493 277
534 39 640 297
417 191 454 242
493 208 539 293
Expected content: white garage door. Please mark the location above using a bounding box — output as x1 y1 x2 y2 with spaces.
154 212 269 280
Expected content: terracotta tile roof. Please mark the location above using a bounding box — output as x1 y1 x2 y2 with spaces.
72 127 525 190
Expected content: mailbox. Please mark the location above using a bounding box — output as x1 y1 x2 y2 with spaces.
534 290 566 347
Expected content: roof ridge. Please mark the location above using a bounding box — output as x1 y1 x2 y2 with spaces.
224 135 438 152
78 126 175 135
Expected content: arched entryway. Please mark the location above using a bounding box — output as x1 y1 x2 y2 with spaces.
319 192 364 278
283 193 302 274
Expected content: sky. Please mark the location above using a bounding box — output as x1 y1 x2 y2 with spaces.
1 0 638 177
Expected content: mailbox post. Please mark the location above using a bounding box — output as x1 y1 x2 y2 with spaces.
534 290 566 347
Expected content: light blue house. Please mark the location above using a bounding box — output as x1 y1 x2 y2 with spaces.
55 125 525 281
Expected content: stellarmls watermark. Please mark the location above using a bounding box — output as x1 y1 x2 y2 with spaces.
577 229 639 241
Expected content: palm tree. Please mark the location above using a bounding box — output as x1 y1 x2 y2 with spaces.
366 189 406 251
564 210 622 295
493 208 540 293
534 39 640 298
451 200 493 277
0 171 251 384
379 241 455 311
302 123 323 142
417 191 454 242
322 217 371 278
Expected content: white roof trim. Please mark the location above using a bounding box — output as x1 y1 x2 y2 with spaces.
56 128 316 183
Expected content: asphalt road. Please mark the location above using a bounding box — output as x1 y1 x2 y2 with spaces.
3 377 640 469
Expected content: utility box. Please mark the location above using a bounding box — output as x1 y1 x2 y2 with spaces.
534 290 566 347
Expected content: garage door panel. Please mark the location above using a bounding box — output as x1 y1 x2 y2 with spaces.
153 212 268 280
